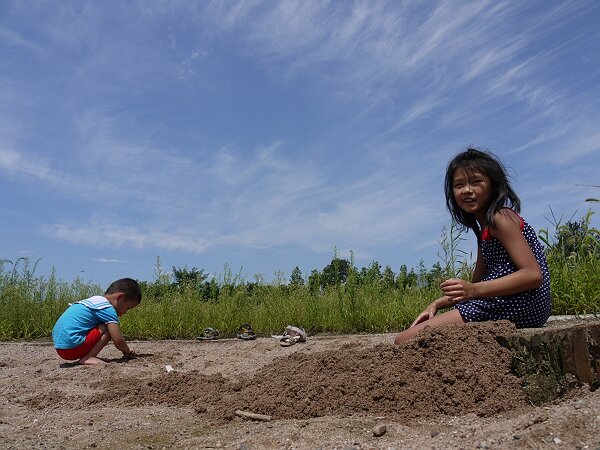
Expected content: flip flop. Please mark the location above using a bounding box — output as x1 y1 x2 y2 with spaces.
237 322 257 340
280 335 302 347
272 325 307 347
196 327 220 341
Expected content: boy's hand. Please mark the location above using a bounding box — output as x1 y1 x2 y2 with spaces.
123 349 136 359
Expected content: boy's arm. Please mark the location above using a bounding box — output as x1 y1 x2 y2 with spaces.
106 322 134 356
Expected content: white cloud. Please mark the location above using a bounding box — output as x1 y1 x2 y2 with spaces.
550 130 600 164
0 148 21 169
2 0 598 276
93 258 127 264
45 222 213 254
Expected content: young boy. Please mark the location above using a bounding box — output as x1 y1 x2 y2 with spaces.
52 278 141 365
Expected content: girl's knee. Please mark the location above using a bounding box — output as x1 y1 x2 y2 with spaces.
394 333 408 345
394 327 419 345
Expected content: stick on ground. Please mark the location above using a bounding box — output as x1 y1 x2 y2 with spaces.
234 410 272 422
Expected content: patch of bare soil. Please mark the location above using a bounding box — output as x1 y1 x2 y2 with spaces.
1 321 599 449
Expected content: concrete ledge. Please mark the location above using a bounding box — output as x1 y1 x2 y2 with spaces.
497 319 600 404
546 314 600 322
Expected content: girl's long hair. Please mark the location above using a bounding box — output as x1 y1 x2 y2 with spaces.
444 148 521 240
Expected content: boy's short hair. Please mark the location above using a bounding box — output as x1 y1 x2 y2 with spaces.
105 278 142 304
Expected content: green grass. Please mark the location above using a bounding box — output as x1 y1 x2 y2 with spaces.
1 211 598 340
120 281 437 339
539 209 600 315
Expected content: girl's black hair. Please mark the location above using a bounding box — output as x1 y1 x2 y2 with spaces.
444 148 520 239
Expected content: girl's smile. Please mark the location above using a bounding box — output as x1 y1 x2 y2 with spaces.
452 168 492 222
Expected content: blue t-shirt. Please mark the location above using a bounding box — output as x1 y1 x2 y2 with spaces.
52 296 119 350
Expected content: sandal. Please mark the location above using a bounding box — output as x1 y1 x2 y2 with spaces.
272 325 307 347
237 322 257 340
196 327 220 341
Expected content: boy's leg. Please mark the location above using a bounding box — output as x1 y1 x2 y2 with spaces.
394 309 465 345
79 325 110 366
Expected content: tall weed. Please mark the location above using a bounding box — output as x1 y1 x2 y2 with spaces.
0 210 598 340
539 209 600 314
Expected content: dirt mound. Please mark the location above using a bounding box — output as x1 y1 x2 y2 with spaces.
96 321 527 422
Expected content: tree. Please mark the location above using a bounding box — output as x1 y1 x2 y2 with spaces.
172 265 208 291
308 269 322 294
289 266 304 287
406 268 418 287
396 264 408 288
321 258 350 286
362 261 382 285
428 262 444 286
382 265 396 289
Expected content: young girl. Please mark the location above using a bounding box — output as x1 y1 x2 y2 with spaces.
394 148 551 344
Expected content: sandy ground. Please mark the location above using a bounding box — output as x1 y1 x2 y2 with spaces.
1 322 599 449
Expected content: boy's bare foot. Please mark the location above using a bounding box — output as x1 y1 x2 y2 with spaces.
78 356 105 365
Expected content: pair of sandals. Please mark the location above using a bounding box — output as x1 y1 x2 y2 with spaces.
196 327 220 341
236 322 256 340
196 323 257 341
271 325 307 347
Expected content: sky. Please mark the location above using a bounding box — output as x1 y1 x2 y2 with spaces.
1 1 599 288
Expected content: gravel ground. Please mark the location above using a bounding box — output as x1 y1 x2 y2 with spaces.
1 321 599 449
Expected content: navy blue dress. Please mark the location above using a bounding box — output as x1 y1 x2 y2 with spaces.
456 212 552 328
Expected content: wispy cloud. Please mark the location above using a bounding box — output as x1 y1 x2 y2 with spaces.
93 258 127 264
1 0 598 284
0 26 45 56
45 222 213 254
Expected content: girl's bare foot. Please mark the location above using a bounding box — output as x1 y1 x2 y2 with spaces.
78 356 105 365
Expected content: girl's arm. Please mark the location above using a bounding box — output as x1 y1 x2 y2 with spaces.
410 295 459 327
441 210 542 301
471 246 486 283
411 247 487 327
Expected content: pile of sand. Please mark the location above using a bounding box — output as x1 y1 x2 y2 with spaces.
94 321 526 422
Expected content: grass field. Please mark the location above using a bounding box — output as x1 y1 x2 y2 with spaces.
1 212 598 340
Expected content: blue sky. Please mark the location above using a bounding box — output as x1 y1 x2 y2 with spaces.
1 1 599 287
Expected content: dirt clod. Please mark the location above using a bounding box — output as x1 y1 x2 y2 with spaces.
372 423 387 437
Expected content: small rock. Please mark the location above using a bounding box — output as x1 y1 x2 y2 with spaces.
553 437 562 445
430 431 440 437
372 424 387 437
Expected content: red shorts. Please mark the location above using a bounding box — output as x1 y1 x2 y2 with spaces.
56 327 104 360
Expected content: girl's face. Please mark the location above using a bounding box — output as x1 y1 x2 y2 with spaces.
452 168 492 222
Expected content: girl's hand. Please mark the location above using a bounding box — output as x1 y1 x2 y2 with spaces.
440 278 478 302
410 301 439 327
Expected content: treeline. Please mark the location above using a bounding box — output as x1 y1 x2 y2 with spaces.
144 210 599 301
0 211 598 340
144 258 458 302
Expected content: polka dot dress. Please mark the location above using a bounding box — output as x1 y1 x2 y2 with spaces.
456 213 552 328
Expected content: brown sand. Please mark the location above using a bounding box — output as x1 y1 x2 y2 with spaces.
1 321 599 449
